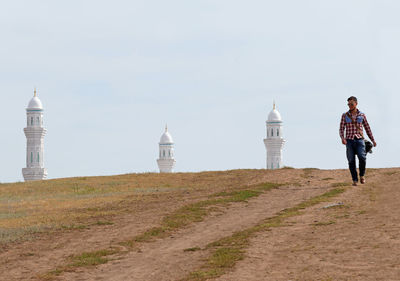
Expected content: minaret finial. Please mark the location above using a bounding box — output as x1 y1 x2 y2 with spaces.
165 124 168 132
34 88 37 97
273 100 276 110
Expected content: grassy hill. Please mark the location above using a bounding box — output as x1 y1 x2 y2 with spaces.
0 169 290 244
1 168 399 281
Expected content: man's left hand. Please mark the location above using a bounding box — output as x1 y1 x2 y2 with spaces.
373 141 377 147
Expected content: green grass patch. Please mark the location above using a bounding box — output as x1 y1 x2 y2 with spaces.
214 190 262 202
42 268 65 279
208 247 244 268
184 187 346 280
70 248 119 267
294 189 345 213
322 177 334 181
61 224 89 230
163 203 210 229
39 248 120 280
133 227 167 242
184 247 201 252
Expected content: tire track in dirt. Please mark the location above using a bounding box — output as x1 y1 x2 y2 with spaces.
61 184 334 281
0 168 348 281
216 170 400 281
1 170 295 281
0 195 200 281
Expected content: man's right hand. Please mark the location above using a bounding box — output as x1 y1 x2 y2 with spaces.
342 138 347 145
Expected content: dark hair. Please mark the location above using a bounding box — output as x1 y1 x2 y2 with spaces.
347 96 358 103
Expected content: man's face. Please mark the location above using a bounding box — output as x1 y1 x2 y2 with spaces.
348 100 357 111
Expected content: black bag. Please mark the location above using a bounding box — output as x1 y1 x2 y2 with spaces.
365 140 373 154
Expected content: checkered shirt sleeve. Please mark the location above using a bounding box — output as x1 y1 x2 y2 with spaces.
363 115 375 142
339 114 346 139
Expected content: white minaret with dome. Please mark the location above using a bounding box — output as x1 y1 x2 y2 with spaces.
22 89 48 181
157 125 176 173
264 102 285 169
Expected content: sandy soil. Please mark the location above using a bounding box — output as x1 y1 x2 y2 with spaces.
1 168 399 281
0 169 301 280
217 169 400 281
62 183 331 280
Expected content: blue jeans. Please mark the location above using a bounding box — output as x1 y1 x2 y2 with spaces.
346 139 366 182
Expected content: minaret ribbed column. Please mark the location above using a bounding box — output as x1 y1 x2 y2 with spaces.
263 102 285 169
157 125 176 173
22 89 48 181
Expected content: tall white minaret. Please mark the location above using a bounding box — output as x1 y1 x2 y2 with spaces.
263 102 285 169
157 125 176 173
22 89 48 181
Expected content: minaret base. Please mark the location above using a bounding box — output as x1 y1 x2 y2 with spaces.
157 159 176 173
22 168 48 181
264 138 285 170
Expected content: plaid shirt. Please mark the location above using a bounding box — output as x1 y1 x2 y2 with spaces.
339 110 375 142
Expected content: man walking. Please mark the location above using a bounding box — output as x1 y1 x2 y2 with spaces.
340 96 377 186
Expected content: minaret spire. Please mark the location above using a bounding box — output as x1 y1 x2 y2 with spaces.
273 100 276 110
34 88 37 97
165 124 168 132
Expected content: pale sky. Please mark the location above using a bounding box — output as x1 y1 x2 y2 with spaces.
1 0 399 182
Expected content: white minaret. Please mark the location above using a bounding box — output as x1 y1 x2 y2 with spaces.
22 89 48 181
263 102 285 169
157 125 176 173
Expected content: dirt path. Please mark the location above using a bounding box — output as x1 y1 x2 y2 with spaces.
60 183 334 281
216 169 400 281
3 168 398 281
0 193 202 281
0 168 308 281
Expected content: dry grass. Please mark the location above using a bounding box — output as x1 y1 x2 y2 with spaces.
301 168 319 178
120 182 282 246
184 188 346 281
38 181 282 279
4 167 400 281
1 169 280 244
